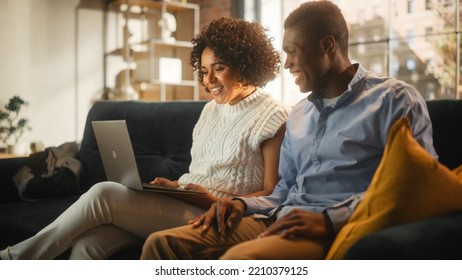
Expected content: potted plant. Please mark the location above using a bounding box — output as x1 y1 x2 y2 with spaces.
0 96 32 154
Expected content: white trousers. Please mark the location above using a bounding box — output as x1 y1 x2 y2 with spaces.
0 181 204 259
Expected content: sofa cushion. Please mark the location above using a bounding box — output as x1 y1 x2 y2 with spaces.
343 211 462 260
0 157 28 203
426 99 462 169
0 196 77 250
78 100 207 190
326 117 462 260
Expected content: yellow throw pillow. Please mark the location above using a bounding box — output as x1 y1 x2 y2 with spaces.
326 117 462 260
453 164 462 180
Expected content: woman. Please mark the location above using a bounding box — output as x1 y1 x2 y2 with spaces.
0 17 289 260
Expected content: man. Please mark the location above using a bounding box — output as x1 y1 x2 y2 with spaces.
140 1 436 260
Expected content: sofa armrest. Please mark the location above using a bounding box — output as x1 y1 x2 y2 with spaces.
344 211 462 259
0 157 28 203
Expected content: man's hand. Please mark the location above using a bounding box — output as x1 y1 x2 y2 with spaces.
189 199 245 235
259 209 333 239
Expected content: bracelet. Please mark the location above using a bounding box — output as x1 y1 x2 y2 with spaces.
231 197 248 212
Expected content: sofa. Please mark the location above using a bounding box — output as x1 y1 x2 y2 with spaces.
0 100 208 259
343 99 462 260
0 99 461 259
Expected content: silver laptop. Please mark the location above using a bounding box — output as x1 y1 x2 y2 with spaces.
91 120 205 195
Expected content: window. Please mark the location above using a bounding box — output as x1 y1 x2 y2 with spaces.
372 0 381 18
425 27 433 42
255 0 460 105
426 0 433 10
407 58 417 72
406 28 415 46
407 0 415 14
357 8 365 25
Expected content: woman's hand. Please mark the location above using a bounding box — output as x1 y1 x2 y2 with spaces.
189 199 245 235
183 183 209 193
258 209 333 239
150 177 178 188
162 183 217 210
184 183 214 197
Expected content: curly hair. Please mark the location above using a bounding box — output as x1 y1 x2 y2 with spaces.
190 17 280 88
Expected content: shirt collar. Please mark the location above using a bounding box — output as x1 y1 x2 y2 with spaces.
307 63 366 111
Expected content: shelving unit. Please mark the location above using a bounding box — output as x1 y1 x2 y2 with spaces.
104 0 200 101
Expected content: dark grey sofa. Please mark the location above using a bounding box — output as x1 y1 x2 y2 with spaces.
0 99 461 259
0 100 207 259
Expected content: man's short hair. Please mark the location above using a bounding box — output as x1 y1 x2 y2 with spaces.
284 1 349 56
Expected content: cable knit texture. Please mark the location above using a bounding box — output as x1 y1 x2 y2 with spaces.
178 89 289 198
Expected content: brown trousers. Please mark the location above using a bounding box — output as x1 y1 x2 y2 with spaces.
141 216 331 260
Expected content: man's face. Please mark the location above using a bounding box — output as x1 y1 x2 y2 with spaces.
282 27 328 93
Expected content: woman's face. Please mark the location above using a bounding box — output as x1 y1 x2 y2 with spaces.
200 47 247 104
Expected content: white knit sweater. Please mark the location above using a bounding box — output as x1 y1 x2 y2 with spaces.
178 89 289 198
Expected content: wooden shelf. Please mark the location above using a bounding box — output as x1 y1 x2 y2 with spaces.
108 0 199 13
104 0 200 101
106 39 193 56
144 79 197 86
0 153 27 159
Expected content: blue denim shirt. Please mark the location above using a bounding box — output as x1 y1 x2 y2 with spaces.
241 64 437 233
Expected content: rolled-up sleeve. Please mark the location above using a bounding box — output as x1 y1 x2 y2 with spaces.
324 192 365 234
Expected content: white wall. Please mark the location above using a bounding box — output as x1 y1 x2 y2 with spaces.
0 0 104 148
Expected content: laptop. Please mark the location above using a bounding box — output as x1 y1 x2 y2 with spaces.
91 120 205 195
